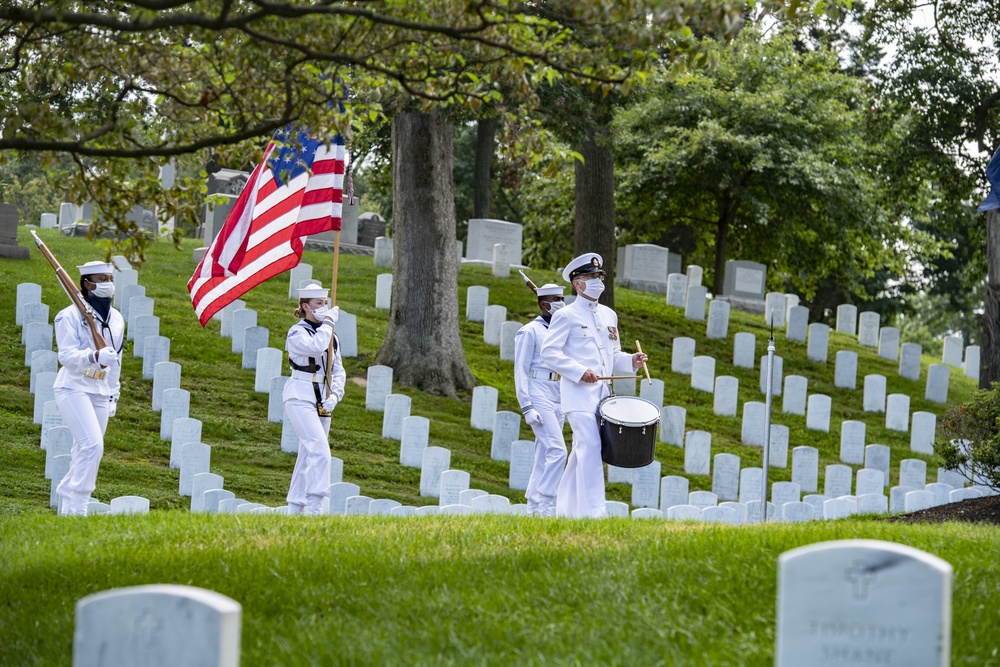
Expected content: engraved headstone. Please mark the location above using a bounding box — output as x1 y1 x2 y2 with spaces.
964 345 980 380
152 362 181 412
733 332 756 369
666 273 688 307
684 286 707 321
490 411 521 461
218 299 246 335
160 388 190 441
254 348 283 393
118 284 145 323
865 445 891 488
925 364 950 404
885 393 910 432
40 400 64 451
509 440 534 491
758 355 783 396
470 385 499 431
910 412 937 455
191 473 224 513
328 482 361 515
240 326 268 370
839 421 866 465
863 374 887 413
690 490 719 509
268 376 288 423
806 323 830 363
375 273 392 309
683 430 711 475
33 371 56 424
690 355 715 393
899 342 922 381
738 468 763 504
878 326 901 361
419 447 451 497
857 311 880 347
491 243 511 278
45 426 72 479
706 300 730 339
465 218 523 265
834 351 858 390
785 306 808 342
771 481 801 507
373 236 393 267
365 365 393 411
639 378 665 408
24 321 53 366
764 292 787 327
280 408 299 454
942 334 963 367
127 296 154 341
792 446 819 494
21 302 50 344
178 442 210 496
288 264 313 298
112 269 138 309
806 394 832 432
671 337 695 375
835 304 857 335
400 416 430 467
741 401 766 446
769 424 790 469
132 315 160 358
713 375 739 417
712 453 741 502
722 260 766 301
782 375 808 415
466 286 489 322
499 321 521 361
30 350 57 394
667 505 704 521
16 282 42 326
230 310 257 354
631 461 661 509
660 476 689 511
142 336 171 380
483 305 507 346
824 464 853 498
855 469 885 497
899 458 927 489
660 405 685 446
170 418 202 469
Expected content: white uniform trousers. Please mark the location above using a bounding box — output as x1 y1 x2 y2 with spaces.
54 387 109 516
524 384 566 516
285 398 332 515
556 411 606 518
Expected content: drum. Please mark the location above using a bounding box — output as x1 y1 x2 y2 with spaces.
598 395 660 468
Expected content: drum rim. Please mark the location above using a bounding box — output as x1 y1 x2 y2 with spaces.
598 395 661 427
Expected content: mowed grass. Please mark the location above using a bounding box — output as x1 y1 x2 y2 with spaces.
1 229 996 666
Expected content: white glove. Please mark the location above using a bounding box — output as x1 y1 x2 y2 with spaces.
524 409 543 426
322 395 339 413
323 306 340 325
96 347 118 367
108 398 118 418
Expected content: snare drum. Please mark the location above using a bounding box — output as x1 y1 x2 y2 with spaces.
598 395 660 468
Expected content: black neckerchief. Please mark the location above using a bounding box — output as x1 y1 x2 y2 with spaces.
86 295 112 324
302 318 322 333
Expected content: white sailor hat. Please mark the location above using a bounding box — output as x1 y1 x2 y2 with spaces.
297 281 329 299
562 252 604 283
536 283 565 297
76 261 114 276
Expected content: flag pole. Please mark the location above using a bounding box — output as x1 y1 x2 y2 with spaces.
324 227 341 398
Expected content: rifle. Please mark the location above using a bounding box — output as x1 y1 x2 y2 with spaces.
518 269 538 294
29 231 108 352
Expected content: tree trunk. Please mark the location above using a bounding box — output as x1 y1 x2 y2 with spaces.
574 130 616 307
375 111 475 396
712 196 733 296
981 209 1000 389
473 118 497 219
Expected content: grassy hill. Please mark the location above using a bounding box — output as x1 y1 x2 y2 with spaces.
2 229 997 667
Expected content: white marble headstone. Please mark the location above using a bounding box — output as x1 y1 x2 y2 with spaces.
839 420 866 465
152 361 181 412
792 446 819 494
835 304 857 335
733 332 756 369
712 453 741 501
834 350 858 390
490 411 521 461
671 337 696 375
470 385 499 431
509 440 534 491
483 304 507 346
713 375 739 417
254 348 283 393
885 393 910 432
910 412 936 454
806 323 830 363
160 388 190 441
863 374 887 413
365 365 393 411
706 300 730 339
382 394 412 440
399 415 430 467
229 310 256 354
466 286 489 322
741 401 766 446
631 461 661 509
690 355 715 393
170 418 202 469
785 306 808 342
659 406 685 446
806 394 832 432
142 336 171 380
857 311 880 347
782 375 808 416
178 442 210 496
683 430 711 475
878 326 900 361
419 446 451 497
925 364 950 404
660 476 689 511
375 273 392 309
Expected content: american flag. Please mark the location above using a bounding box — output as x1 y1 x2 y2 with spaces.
188 130 345 325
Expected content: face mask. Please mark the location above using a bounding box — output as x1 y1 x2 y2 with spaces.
546 301 566 315
90 282 115 299
582 278 605 299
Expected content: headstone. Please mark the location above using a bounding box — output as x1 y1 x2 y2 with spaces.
45 426 72 479
785 306 808 342
684 286 707 321
889 486 916 513
667 505 703 521
713 376 739 417
705 300 730 339
910 412 937 454
671 337 695 375
771 481 801 506
131 315 161 359
607 463 632 484
369 499 402 516
509 440 534 490
964 345 981 380
689 490 719 509
765 292 786 327
937 468 965 490
733 332 756 369
230 310 257 355
885 393 910 432
373 236 393 267
690 356 715 393
40 213 57 229
415 505 441 517
805 323 830 363
466 286 489 322
170 418 202 469
769 424 790 469
659 406 685 446
899 342 922 381
465 218 523 265
21 303 50 344
152 362 181 412
741 402 766 446
288 263 313 298
16 283 42 326
203 489 235 514
58 202 76 230
24 322 53 366
802 494 828 517
782 375 808 415
904 489 935 512
218 299 246 335
776 540 952 667
344 496 373 515
835 304 857 335
399 416 430 467
858 311 880 347
375 273 392 309
112 269 138 309
118 284 145 323
784 294 800 319
855 469 885 497
254 348 283 393
738 468 763 504
160 388 190 441
382 394 412 440
722 260 766 301
40 400 64 451
178 442 210 496
49 455 71 507
631 461 661 509
660 476 689 511
191 473 224 513
127 296 155 341
863 374 887 413
834 351 858 390
268 377 288 423
792 446 819 493
491 243 511 278
824 464 853 498
329 456 343 485
142 336 171 380
683 430 711 475
878 326 901 361
458 489 487 507
328 482 361 514
107 495 154 516
806 394 832 432
29 350 58 394
470 385 499 431
666 273 688 308
333 311 358 359
419 447 451 497
899 458 927 489
839 421 866 465
781 502 815 523
365 365 393 411
483 305 507 346
490 411 521 461
240 326 268 370
942 334 963 367
925 364 950 404
758 354 783 396
33 371 56 424
712 453 741 501
925 482 955 507
280 409 299 454
499 321 521 361
631 508 663 520
639 378 665 408
865 445 891 488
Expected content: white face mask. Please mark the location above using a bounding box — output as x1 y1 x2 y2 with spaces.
545 301 566 315
90 282 115 299
582 278 605 299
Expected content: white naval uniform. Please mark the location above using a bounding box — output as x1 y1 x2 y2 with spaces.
282 318 347 515
513 315 566 516
540 296 635 518
52 303 125 515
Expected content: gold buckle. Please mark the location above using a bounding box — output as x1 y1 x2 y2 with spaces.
84 368 107 380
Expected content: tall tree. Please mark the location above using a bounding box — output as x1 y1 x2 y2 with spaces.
473 119 498 219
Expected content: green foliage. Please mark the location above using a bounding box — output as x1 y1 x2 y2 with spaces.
935 383 1000 491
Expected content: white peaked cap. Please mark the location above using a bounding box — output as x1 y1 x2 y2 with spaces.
297 281 329 299
536 283 565 297
561 252 604 283
76 261 114 276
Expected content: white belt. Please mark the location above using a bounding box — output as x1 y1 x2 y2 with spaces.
530 370 561 382
290 369 325 382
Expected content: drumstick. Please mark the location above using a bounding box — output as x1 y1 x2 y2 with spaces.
635 340 652 385
596 375 641 381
